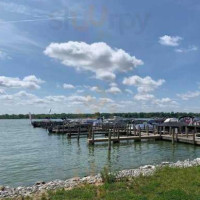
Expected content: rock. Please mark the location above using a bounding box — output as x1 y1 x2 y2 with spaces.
140 165 155 169
35 181 46 185
161 162 170 165
71 177 80 182
0 186 5 191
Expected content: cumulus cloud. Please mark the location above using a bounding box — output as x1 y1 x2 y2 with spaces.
0 75 44 89
67 95 96 103
177 91 200 100
125 89 133 94
0 89 5 94
76 89 84 93
106 86 121 94
123 75 165 93
109 83 118 87
90 86 102 93
134 93 155 101
44 41 143 81
99 98 114 104
159 35 182 46
0 90 37 101
63 83 75 89
153 98 177 106
134 93 177 107
175 45 198 53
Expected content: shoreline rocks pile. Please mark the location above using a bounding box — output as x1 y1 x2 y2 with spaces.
1 158 200 199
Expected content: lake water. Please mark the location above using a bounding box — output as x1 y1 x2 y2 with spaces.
0 119 200 187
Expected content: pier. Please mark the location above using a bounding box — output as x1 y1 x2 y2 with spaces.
31 119 200 148
87 123 200 148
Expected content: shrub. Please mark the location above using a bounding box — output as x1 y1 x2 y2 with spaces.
100 167 116 183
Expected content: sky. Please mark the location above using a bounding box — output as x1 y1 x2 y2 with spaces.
0 0 200 114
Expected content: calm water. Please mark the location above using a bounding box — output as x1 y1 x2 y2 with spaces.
0 119 200 187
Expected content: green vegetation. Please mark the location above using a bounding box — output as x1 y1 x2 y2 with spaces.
0 112 200 119
100 167 116 184
15 166 200 200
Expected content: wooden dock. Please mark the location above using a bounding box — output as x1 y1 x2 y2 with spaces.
88 135 161 144
33 120 200 148
162 135 200 145
87 123 200 149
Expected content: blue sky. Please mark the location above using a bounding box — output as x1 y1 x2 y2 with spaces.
0 0 200 114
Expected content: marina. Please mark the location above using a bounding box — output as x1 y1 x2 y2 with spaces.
31 116 200 148
1 119 200 187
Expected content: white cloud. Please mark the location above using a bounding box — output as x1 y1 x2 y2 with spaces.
109 82 118 87
153 98 177 107
99 98 114 104
123 75 165 93
106 86 121 94
23 75 44 84
175 45 198 53
44 41 143 81
0 75 44 89
125 89 133 94
134 93 155 101
90 86 102 93
76 89 84 93
159 35 182 47
177 91 200 100
0 90 37 101
134 93 177 108
67 95 96 103
0 2 48 17
63 83 75 89
0 89 5 94
95 71 116 81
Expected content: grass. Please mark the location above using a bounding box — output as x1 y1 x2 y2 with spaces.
8 166 200 200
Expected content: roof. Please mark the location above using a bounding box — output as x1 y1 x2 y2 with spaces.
158 122 188 127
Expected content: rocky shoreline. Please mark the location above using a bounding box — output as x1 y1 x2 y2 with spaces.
1 158 200 199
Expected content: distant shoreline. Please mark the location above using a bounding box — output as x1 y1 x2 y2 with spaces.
0 112 200 120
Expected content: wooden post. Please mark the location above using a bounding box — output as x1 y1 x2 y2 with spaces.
78 126 80 140
146 125 149 136
175 128 178 142
62 122 64 134
172 128 174 145
92 126 94 144
163 126 165 135
134 125 137 136
113 126 115 137
153 125 156 135
159 126 162 137
138 126 141 140
193 129 196 145
185 126 188 138
117 126 120 141
68 125 71 138
108 129 111 150
169 126 172 136
157 126 159 135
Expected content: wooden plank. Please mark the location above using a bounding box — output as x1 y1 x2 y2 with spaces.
88 135 161 144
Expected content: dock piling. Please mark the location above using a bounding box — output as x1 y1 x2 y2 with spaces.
185 126 188 138
108 130 111 150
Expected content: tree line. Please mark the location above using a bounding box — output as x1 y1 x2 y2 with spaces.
0 112 199 119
